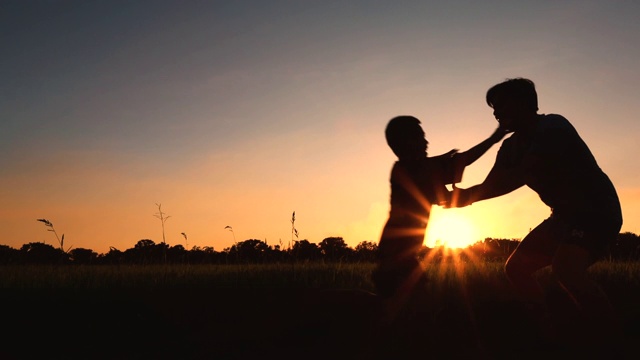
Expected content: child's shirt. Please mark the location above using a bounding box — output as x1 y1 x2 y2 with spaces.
387 153 464 229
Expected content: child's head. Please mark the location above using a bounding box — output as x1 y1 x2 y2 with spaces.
385 115 428 160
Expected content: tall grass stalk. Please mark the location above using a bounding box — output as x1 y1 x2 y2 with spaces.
181 232 188 249
36 218 72 253
291 211 298 250
224 225 235 243
153 203 171 245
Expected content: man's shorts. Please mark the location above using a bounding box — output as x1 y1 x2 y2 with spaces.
519 210 622 263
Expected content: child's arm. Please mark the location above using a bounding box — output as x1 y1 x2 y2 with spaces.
459 127 509 166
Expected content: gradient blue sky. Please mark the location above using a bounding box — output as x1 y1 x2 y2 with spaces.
2 1 639 253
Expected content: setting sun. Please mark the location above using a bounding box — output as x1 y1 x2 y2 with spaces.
424 207 479 249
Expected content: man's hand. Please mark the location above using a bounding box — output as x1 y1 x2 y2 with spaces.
444 185 474 208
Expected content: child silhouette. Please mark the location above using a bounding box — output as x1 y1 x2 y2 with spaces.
373 115 506 299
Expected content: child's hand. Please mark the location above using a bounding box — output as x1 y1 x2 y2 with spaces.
443 149 459 157
490 126 510 143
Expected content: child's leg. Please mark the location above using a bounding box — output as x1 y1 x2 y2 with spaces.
372 255 423 298
374 225 425 298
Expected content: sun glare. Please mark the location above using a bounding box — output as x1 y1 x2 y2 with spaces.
424 207 478 249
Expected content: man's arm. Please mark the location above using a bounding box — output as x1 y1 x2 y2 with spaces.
448 160 525 208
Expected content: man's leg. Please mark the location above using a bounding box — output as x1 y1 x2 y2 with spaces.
552 241 621 350
504 219 558 304
551 243 593 309
503 219 563 344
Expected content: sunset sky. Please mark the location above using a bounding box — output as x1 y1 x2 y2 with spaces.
2 1 639 254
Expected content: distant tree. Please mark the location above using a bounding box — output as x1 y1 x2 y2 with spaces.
228 239 270 263
291 240 321 261
125 239 168 264
0 244 19 264
354 241 377 262
69 248 98 264
269 244 288 262
319 237 351 261
97 247 124 264
167 244 187 263
20 242 68 264
135 239 156 249
188 246 220 264
611 232 640 260
170 244 185 251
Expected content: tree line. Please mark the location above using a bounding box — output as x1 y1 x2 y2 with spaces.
1 232 639 265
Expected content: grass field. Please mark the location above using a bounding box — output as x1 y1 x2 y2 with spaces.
2 261 639 359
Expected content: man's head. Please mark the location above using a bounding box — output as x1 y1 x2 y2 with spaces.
385 115 428 160
486 78 538 132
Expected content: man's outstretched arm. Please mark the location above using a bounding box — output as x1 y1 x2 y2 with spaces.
448 161 525 208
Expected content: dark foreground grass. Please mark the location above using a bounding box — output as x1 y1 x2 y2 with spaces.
2 261 639 359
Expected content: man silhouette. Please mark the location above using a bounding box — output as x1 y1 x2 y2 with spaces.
449 78 623 348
